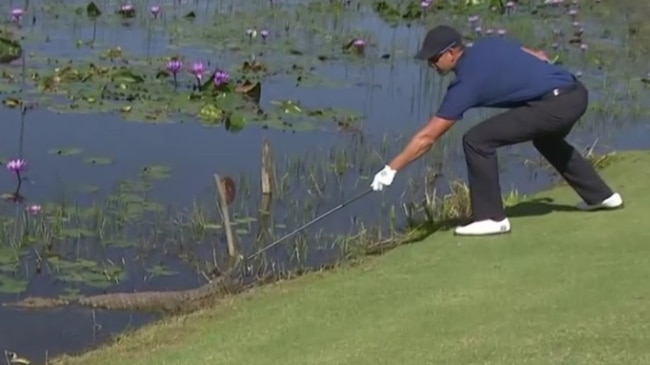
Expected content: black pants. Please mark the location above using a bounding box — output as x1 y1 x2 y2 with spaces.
462 80 614 221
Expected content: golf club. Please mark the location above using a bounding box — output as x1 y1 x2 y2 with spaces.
246 187 373 260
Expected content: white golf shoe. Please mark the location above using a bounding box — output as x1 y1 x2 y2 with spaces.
454 218 511 236
576 192 623 211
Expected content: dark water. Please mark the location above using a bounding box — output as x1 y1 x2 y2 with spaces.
1 0 649 363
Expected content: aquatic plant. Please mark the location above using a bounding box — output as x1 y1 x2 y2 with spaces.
166 58 183 89
189 61 207 88
150 5 161 18
6 158 26 174
214 69 230 87
118 4 136 19
25 204 41 215
4 158 26 201
10 8 23 22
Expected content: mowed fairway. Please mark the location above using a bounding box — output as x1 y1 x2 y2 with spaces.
56 151 650 365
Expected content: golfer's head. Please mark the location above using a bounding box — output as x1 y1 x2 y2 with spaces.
414 25 464 75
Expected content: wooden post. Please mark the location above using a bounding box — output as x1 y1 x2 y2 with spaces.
214 174 237 257
256 193 274 244
261 138 275 196
256 138 276 246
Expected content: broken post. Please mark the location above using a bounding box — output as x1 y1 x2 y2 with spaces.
214 174 237 257
256 138 276 246
261 137 275 196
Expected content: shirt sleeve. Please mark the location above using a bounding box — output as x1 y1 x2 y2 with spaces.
435 78 478 121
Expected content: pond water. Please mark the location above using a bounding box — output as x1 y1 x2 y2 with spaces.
1 0 649 363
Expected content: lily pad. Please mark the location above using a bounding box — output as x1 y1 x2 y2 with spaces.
60 228 95 238
84 156 113 165
2 97 22 108
111 68 145 84
103 238 134 248
198 104 225 123
140 165 172 180
235 81 262 104
48 147 83 156
47 256 126 288
86 2 102 18
225 111 247 132
0 37 23 64
146 264 178 277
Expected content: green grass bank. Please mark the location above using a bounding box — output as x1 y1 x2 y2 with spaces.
53 150 650 365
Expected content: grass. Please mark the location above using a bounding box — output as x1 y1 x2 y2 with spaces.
50 149 650 364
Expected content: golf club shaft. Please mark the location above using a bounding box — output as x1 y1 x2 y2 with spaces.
246 188 373 260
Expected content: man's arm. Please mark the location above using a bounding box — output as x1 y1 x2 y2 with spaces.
384 78 475 173
521 47 550 62
387 116 454 171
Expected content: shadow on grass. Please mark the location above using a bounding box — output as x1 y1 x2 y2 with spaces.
364 197 580 256
505 197 580 217
363 218 455 256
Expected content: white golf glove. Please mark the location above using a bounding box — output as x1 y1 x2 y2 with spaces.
370 165 397 191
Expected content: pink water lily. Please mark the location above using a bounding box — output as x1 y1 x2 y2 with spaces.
189 61 207 89
151 5 161 18
166 59 182 74
214 70 230 87
25 204 41 215
6 158 26 174
119 4 136 18
11 8 23 22
190 61 206 79
166 58 182 90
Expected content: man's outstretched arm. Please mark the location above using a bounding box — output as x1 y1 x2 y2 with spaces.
521 47 550 62
370 78 474 192
387 116 455 171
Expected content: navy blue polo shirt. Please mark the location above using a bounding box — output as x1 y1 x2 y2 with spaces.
436 36 577 121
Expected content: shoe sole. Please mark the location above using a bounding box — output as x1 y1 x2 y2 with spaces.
577 202 625 212
453 229 512 237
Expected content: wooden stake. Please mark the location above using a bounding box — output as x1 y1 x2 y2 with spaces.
261 138 275 195
214 174 237 257
256 193 274 244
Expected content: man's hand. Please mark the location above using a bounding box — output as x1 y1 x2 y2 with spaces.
370 165 397 191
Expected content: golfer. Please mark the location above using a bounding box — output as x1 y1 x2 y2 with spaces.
370 25 623 236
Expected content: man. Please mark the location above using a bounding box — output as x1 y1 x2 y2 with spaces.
370 25 623 236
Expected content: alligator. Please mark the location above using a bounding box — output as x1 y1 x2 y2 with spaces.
2 269 262 314
2 234 413 313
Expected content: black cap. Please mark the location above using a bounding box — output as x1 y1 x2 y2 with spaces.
414 25 463 60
